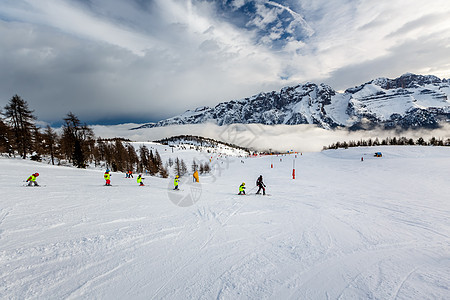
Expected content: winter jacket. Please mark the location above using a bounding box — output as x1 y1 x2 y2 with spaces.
256 177 265 187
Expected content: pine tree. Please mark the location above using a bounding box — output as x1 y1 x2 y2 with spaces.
93 139 105 167
0 112 13 155
61 112 94 168
113 139 128 172
174 157 182 177
203 162 211 173
160 165 169 178
3 95 36 158
199 163 205 174
180 159 188 176
43 125 59 165
154 150 163 175
138 145 150 173
192 159 199 173
126 144 138 172
147 150 158 175
30 127 43 161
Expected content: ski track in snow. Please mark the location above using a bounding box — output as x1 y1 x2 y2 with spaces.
0 146 450 299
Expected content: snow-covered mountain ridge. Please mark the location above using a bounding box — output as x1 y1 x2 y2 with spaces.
133 73 450 130
154 135 251 156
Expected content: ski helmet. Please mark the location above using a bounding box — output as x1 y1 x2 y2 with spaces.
35 173 39 176
242 182 245 186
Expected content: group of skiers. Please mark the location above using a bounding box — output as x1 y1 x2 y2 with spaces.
104 169 266 194
103 169 178 189
104 169 145 186
27 170 267 195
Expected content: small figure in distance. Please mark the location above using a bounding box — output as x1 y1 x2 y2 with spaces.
256 175 266 195
174 175 179 190
26 172 39 186
238 182 246 195
137 174 145 186
104 169 111 186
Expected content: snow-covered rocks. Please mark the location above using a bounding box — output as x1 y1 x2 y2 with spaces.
133 73 450 130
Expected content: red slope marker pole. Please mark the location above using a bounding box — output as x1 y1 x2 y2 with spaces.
292 156 296 179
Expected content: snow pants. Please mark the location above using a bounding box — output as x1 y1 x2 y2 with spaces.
256 185 265 195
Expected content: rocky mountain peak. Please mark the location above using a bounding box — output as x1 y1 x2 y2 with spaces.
132 73 450 131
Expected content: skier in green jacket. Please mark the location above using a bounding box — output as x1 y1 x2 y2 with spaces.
137 174 144 186
26 173 39 186
174 175 179 190
238 182 246 195
104 170 111 186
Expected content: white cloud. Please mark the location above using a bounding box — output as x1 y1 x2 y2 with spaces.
231 0 246 10
91 123 450 153
1 0 159 55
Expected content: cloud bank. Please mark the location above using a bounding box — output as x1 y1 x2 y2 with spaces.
92 123 450 153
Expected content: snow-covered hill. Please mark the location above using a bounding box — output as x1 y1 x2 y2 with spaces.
154 135 251 156
133 73 450 130
1 146 449 298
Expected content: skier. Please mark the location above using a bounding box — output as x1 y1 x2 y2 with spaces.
26 173 39 186
128 170 134 178
137 174 144 186
256 175 266 195
104 169 111 186
174 175 179 190
193 170 199 182
238 182 246 195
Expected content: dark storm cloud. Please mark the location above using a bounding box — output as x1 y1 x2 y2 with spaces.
0 0 449 125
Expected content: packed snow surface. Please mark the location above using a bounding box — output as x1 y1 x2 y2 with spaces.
1 146 449 299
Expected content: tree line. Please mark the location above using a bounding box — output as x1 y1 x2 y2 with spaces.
0 95 210 178
323 136 450 150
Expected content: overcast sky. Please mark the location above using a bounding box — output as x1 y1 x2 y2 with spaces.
1 0 449 125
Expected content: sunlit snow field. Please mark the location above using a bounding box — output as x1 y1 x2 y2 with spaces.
0 146 449 299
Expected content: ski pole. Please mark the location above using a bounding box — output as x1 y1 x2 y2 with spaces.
247 186 257 193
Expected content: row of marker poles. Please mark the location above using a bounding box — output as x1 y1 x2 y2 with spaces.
270 152 297 179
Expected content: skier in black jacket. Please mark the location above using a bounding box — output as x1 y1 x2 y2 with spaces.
256 175 266 195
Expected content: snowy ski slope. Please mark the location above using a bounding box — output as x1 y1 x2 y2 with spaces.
0 146 449 299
